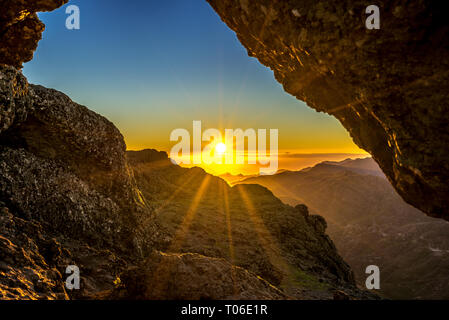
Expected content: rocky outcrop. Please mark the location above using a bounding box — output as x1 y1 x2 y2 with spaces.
0 0 68 68
235 158 449 299
0 65 30 133
0 1 154 299
206 0 449 220
0 147 123 246
0 204 130 300
0 65 148 253
0 205 68 299
106 251 287 300
0 62 166 299
1 66 137 207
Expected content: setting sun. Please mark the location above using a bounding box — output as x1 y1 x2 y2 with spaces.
215 142 227 154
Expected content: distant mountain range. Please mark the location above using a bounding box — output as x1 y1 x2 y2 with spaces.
219 173 258 184
234 158 449 299
319 158 385 177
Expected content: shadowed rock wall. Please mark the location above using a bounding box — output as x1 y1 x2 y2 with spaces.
206 0 449 220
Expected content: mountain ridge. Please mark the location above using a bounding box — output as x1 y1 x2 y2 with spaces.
235 158 449 299
0 65 374 299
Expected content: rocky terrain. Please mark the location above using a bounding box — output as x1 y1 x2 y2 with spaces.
235 158 449 299
0 1 374 299
1 0 448 301
0 64 321 300
126 149 376 299
106 251 288 300
206 0 449 220
0 64 155 299
0 65 372 299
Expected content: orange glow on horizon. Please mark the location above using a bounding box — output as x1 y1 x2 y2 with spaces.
176 150 370 176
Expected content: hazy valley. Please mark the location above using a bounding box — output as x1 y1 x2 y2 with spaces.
234 158 449 299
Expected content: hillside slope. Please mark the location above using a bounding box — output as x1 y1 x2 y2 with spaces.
236 159 449 299
126 149 376 299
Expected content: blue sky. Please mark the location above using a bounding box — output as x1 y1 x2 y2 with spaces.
23 0 363 155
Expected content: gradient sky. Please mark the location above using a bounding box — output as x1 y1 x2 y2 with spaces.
23 0 366 173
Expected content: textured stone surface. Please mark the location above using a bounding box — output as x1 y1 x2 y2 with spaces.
0 147 122 247
0 204 129 300
0 66 142 211
107 251 288 300
0 206 68 299
236 158 449 299
0 66 155 299
0 0 68 68
0 65 31 134
206 0 449 220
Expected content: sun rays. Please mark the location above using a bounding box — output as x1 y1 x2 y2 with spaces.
149 174 212 294
220 181 238 296
154 170 203 214
166 175 212 253
236 186 294 285
148 163 301 295
139 168 204 231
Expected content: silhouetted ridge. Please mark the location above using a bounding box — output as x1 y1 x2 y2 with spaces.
127 149 169 165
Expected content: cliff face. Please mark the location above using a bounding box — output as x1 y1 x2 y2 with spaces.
0 1 143 296
206 0 449 220
0 65 145 249
0 0 68 68
0 64 158 299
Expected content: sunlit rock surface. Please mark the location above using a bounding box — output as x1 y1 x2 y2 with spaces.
0 0 68 68
0 65 372 298
206 0 449 220
0 65 156 299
